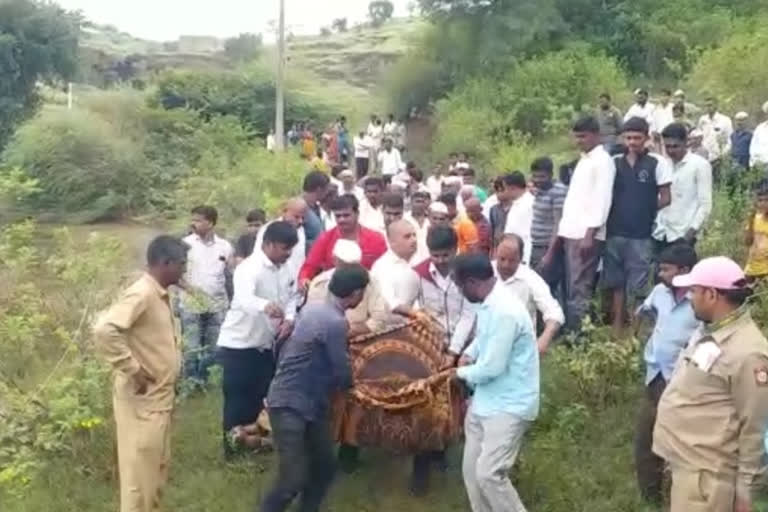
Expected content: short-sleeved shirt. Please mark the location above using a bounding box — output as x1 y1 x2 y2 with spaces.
531 182 567 247
454 217 479 254
746 213 768 277
608 151 672 239
181 233 234 312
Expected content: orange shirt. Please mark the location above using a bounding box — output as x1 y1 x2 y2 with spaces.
454 216 479 253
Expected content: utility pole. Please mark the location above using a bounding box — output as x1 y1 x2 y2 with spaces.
275 0 286 150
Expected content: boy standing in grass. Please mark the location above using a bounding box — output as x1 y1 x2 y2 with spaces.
634 243 699 507
744 180 768 282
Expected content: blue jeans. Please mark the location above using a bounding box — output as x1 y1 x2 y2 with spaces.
261 408 337 512
179 309 225 383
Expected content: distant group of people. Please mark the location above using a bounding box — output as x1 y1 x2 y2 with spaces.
94 90 768 512
599 89 768 179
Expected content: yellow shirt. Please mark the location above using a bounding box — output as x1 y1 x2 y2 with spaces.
745 213 768 276
310 156 329 173
94 273 181 411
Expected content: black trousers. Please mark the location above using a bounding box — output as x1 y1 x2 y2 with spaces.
634 374 667 505
261 408 337 512
355 157 369 179
219 347 275 433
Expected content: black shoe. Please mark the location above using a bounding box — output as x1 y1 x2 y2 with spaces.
409 454 431 496
408 469 429 497
338 444 360 474
432 450 449 473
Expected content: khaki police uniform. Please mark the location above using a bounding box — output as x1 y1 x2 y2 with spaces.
94 273 181 512
653 309 768 511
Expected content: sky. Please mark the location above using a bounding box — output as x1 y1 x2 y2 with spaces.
57 0 411 41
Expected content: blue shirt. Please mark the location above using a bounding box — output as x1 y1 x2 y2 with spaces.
303 204 324 254
639 283 700 385
266 299 352 421
456 281 539 420
731 129 753 168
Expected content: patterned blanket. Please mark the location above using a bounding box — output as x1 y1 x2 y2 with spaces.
332 314 465 453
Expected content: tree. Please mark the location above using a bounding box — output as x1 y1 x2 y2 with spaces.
369 0 395 27
332 17 348 32
0 0 79 150
224 33 263 62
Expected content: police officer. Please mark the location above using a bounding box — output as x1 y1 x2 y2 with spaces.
653 256 768 512
94 236 188 512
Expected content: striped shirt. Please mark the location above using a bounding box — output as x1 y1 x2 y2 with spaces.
531 182 567 247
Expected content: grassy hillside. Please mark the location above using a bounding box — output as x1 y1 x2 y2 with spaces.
76 19 421 125
286 19 424 91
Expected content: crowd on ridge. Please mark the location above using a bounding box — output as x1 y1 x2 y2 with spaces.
93 89 768 512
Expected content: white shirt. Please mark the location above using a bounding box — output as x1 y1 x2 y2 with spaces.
359 198 385 233
370 250 415 311
493 262 564 330
482 193 499 219
503 191 534 264
426 175 443 199
558 144 617 241
697 112 733 161
367 123 383 148
405 212 431 263
401 263 476 355
653 152 712 243
341 184 365 202
266 134 276 151
624 102 657 129
253 219 306 281
383 121 398 139
396 123 407 147
181 233 234 312
321 209 336 230
750 121 768 167
651 102 674 134
354 135 373 159
377 147 403 176
217 249 297 350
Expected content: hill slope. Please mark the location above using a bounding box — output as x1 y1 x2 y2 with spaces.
77 19 420 114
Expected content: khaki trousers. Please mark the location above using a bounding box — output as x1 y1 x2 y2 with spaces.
114 397 172 512
670 467 735 512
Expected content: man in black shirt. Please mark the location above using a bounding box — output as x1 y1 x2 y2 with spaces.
603 117 672 336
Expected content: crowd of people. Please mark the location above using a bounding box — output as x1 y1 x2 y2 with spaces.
93 94 768 512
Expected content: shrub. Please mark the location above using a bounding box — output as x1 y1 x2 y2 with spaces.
1 108 148 221
0 221 128 492
498 46 629 136
151 69 331 138
685 24 768 114
173 148 308 234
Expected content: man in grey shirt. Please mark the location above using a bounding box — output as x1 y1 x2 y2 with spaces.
596 92 623 150
261 265 370 512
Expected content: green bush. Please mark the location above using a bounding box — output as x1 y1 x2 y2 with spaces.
1 108 148 220
151 69 330 138
173 147 308 233
431 47 627 177
685 23 768 114
0 221 128 492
